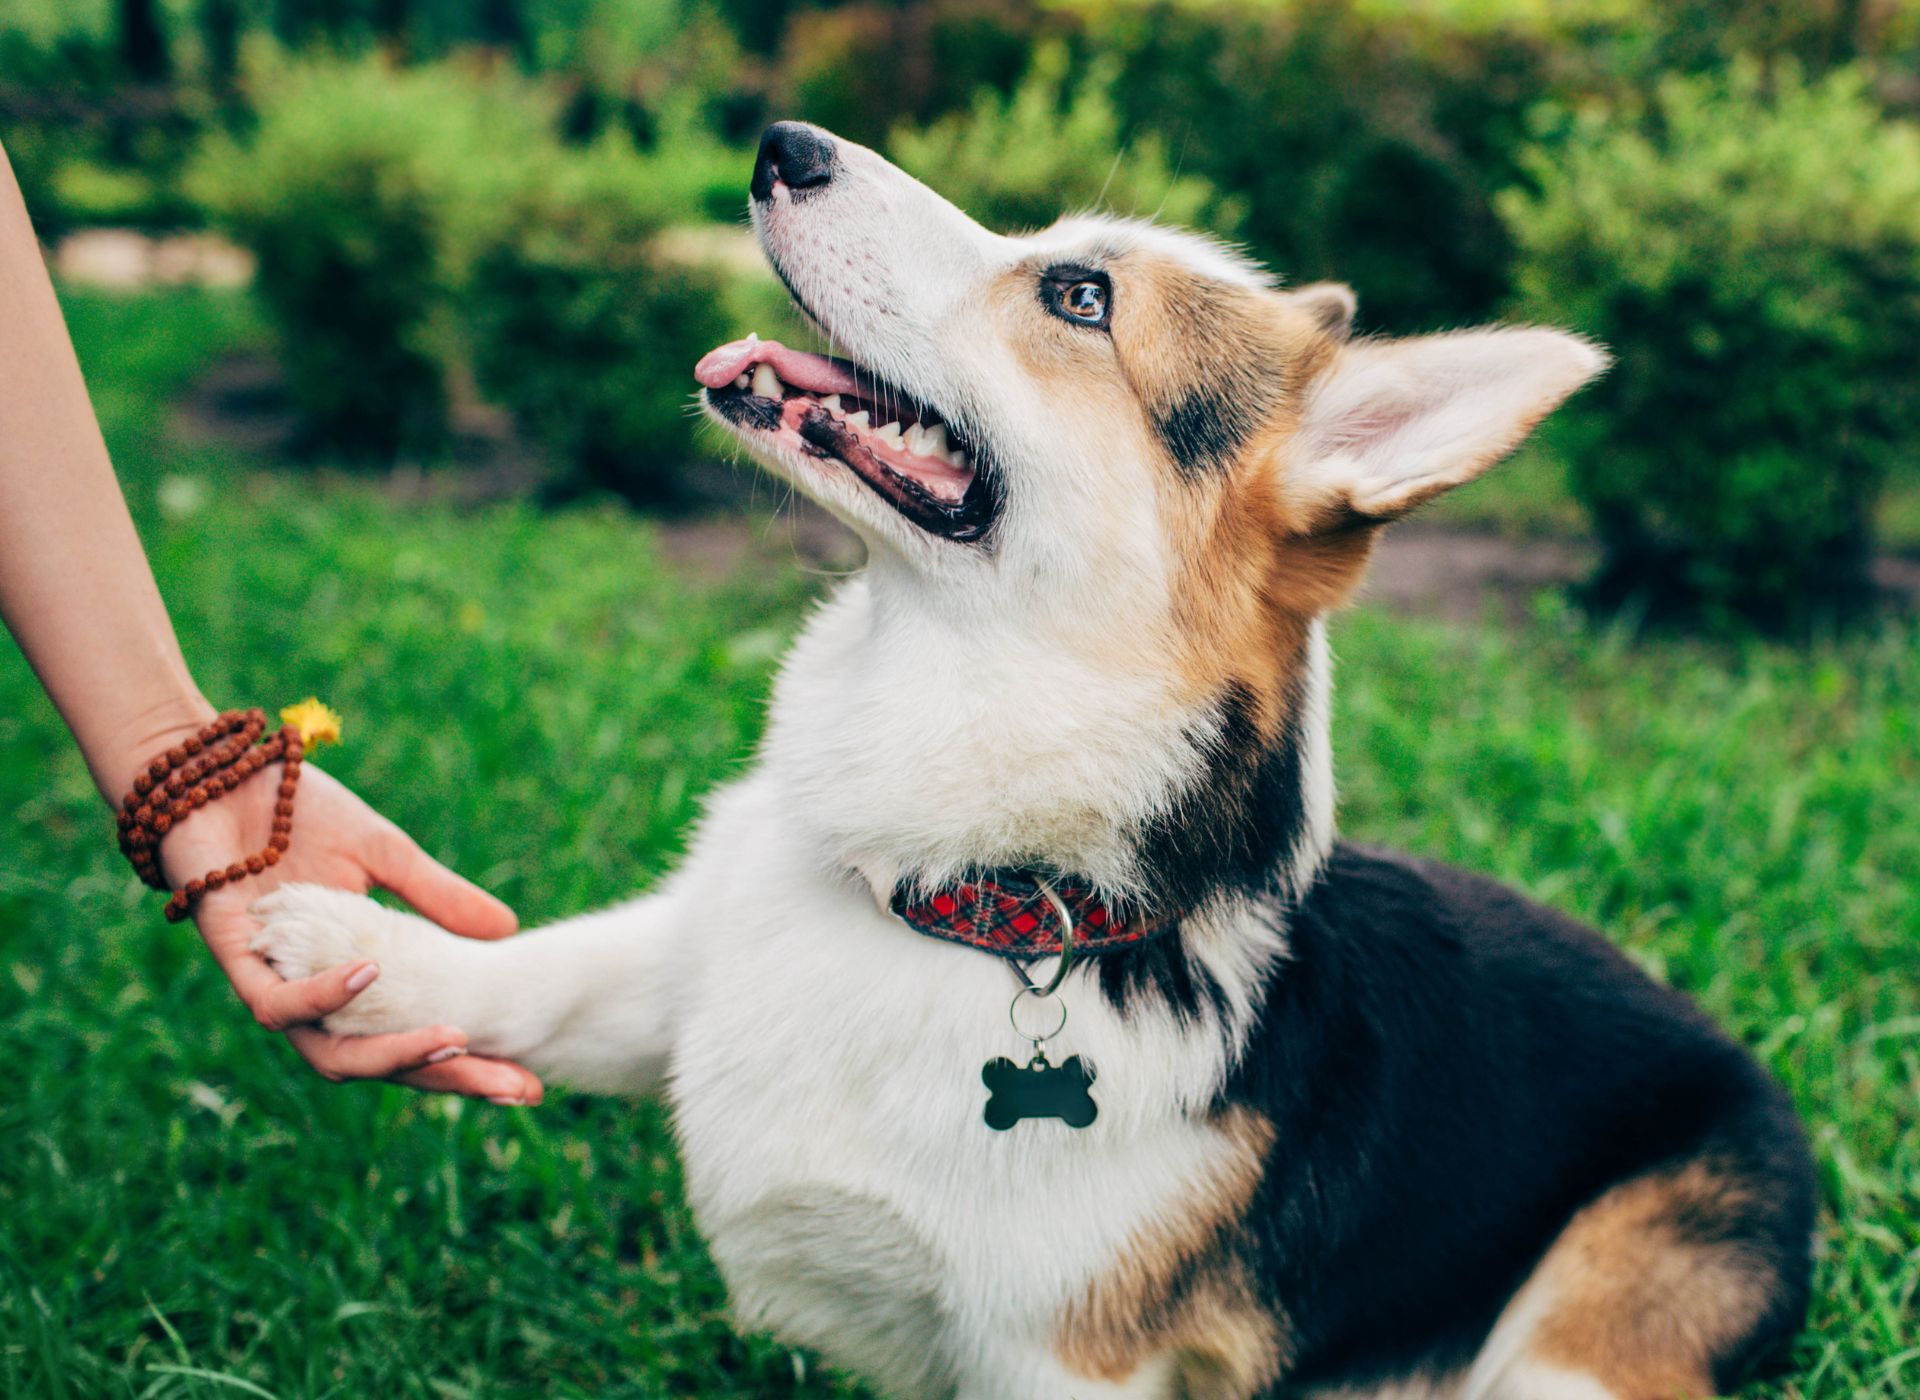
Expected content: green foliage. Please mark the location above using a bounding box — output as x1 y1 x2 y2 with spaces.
188 51 556 459
467 135 734 505
777 0 1040 148
1090 0 1554 332
1500 62 1920 628
4 287 1919 1397
889 42 1242 235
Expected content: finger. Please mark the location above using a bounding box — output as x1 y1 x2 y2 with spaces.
193 898 379 1032
366 826 518 941
284 1023 469 1082
396 1056 545 1105
238 957 382 1033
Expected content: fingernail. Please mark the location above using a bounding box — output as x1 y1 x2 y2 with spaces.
426 1046 466 1064
344 962 379 994
487 1095 525 1107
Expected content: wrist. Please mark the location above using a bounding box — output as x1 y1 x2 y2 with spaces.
92 692 220 805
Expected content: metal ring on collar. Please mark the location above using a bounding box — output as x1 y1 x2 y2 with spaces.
1010 983 1070 1044
1028 876 1074 996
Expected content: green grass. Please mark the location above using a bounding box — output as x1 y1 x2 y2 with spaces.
3 289 1916 1397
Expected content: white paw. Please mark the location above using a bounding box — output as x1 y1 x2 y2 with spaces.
251 884 465 1037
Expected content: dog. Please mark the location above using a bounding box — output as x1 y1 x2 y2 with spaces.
252 122 1816 1399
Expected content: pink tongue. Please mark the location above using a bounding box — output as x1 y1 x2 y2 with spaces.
693 337 862 396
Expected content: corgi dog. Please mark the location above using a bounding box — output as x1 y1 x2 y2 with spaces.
253 123 1815 1400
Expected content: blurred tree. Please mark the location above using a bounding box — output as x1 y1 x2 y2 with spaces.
118 0 170 81
200 0 245 89
778 0 1041 147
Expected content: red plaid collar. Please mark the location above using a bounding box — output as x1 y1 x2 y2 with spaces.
890 871 1182 959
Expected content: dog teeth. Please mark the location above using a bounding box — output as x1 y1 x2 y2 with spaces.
921 423 949 457
951 450 969 470
733 373 750 390
822 394 843 413
903 423 929 455
751 362 783 398
846 410 870 429
875 421 902 446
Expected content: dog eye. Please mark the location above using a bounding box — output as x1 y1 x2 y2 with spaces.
1059 281 1108 323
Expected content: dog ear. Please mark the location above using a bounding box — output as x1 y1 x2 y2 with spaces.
1285 282 1357 342
1289 326 1607 522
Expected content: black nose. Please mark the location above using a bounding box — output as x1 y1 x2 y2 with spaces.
752 122 836 202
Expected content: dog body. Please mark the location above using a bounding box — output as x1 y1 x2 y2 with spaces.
253 124 1814 1398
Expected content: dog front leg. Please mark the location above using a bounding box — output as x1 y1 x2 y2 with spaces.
251 883 690 1096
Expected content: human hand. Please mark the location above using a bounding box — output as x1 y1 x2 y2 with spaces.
157 756 544 1104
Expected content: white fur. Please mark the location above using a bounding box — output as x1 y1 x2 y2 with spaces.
252 127 1600 1397
1294 329 1607 519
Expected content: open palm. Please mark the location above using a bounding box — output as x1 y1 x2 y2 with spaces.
160 762 543 1103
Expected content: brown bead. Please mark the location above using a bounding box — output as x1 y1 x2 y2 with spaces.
274 800 294 818
206 869 227 889
134 773 153 796
245 854 265 875
226 862 247 882
278 780 296 799
188 785 208 804
185 878 206 899
269 833 290 853
184 736 203 755
166 746 187 767
148 758 169 781
152 812 172 834
262 845 281 866
272 816 292 833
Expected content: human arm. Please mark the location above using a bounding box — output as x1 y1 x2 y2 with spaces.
0 136 540 1103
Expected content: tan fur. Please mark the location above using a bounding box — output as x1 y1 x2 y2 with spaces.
1525 1160 1781 1400
1055 1109 1288 1397
1139 270 1371 718
988 247 1422 729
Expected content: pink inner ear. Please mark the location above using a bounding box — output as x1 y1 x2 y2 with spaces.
1325 402 1423 449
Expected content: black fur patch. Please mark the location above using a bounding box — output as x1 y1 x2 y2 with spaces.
1155 386 1264 479
1092 933 1229 1025
1134 682 1307 916
1211 845 1816 1393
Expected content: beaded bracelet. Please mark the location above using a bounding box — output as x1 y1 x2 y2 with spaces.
115 702 338 923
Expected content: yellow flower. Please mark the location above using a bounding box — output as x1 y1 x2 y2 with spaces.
280 697 343 748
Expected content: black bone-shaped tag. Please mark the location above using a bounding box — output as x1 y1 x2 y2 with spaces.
982 1052 1098 1131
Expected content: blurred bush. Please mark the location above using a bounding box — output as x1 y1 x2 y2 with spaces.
1501 62 1920 628
889 41 1241 234
188 53 554 459
467 135 731 505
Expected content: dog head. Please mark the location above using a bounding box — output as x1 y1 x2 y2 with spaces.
700 122 1605 893
700 121 1602 663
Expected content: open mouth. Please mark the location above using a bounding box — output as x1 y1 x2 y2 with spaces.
695 336 996 542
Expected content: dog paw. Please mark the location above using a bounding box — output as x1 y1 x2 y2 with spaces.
251 885 462 1037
